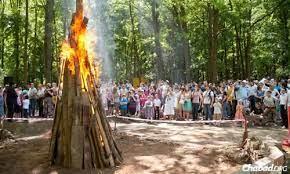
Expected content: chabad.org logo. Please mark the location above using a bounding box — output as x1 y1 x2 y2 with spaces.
242 164 287 172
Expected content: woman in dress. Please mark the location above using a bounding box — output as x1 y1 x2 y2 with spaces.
163 88 175 120
144 95 154 120
174 86 182 119
182 86 192 121
139 90 147 118
235 100 245 120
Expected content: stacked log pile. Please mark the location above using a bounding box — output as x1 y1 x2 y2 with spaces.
49 0 122 169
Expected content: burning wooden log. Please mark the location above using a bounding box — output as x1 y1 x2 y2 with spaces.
49 0 122 169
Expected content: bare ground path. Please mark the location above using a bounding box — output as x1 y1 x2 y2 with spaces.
0 120 287 174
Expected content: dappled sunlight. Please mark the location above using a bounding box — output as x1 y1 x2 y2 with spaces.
111 121 288 150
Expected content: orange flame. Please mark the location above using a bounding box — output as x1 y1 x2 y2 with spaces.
60 11 101 91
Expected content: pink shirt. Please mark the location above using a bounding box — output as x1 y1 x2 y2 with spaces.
140 94 147 107
192 91 202 104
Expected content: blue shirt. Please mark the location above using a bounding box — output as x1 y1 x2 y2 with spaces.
120 98 128 110
236 86 249 100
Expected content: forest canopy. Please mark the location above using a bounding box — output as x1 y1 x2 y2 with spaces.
0 0 289 84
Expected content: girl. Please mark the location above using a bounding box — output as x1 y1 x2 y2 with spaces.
144 95 154 120
213 98 222 126
135 91 140 117
178 87 186 120
235 100 245 120
163 89 175 120
182 86 192 121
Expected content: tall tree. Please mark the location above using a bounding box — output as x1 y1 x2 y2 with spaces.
23 0 29 82
207 3 218 82
151 0 164 80
0 0 5 69
44 0 54 83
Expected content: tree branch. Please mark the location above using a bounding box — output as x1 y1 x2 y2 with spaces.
250 0 287 29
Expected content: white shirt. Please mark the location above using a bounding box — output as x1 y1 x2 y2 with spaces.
248 85 257 96
280 93 287 105
153 98 161 107
203 90 214 104
23 99 30 109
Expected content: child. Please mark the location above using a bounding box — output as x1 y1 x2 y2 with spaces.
153 94 161 120
0 88 5 128
144 95 154 120
263 90 275 125
235 100 244 120
22 95 30 118
213 97 222 125
119 94 128 116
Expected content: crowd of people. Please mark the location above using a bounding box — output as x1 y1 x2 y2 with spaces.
101 78 290 128
1 78 290 128
0 82 58 121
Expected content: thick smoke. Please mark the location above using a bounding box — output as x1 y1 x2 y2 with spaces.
62 0 115 80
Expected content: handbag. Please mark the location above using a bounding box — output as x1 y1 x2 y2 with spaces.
179 99 185 105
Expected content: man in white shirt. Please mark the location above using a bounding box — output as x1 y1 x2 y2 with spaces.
202 86 214 120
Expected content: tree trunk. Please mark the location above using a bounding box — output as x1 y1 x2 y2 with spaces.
234 24 241 79
32 0 38 82
152 0 164 80
179 4 191 82
279 3 289 70
207 3 218 83
207 3 213 82
24 0 29 83
212 6 218 82
44 0 54 83
129 0 136 79
14 0 21 83
0 1 5 69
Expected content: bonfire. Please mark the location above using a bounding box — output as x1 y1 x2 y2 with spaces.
49 0 122 169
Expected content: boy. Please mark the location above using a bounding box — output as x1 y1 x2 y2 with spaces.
23 95 30 118
263 90 275 125
119 94 128 116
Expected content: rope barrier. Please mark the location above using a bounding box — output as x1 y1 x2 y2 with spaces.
4 118 54 121
107 115 245 124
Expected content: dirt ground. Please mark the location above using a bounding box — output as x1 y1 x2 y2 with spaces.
1 120 285 174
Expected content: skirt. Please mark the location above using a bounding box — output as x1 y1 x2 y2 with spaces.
183 100 192 112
